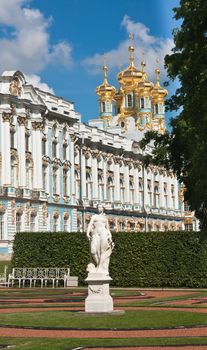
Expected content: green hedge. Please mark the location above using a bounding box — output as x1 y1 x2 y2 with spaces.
11 231 207 288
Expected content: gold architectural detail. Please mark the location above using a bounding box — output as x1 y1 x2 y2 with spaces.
16 204 23 215
0 203 6 214
42 202 48 225
53 210 59 219
25 201 30 226
63 211 69 220
17 115 27 126
2 112 11 123
32 121 42 131
9 79 21 96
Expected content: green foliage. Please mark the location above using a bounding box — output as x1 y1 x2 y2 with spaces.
140 0 207 228
12 231 207 288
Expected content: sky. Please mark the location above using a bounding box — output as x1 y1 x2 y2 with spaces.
0 0 180 124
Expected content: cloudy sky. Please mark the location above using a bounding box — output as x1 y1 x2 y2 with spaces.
0 0 180 123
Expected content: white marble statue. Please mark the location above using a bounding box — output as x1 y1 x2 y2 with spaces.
86 204 114 275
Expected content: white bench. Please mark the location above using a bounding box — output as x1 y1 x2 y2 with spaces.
8 267 77 288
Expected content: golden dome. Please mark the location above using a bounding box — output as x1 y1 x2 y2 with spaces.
151 68 168 101
117 34 143 87
96 64 116 100
136 60 154 93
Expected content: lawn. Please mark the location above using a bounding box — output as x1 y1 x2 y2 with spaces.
0 337 207 350
1 309 207 329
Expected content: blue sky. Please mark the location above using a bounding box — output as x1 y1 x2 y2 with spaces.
0 0 180 124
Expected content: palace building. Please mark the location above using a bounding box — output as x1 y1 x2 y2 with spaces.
0 38 195 260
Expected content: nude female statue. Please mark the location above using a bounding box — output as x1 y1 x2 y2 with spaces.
86 204 114 274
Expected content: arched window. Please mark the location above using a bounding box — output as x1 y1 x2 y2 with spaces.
63 169 68 196
120 178 125 203
30 213 36 231
107 177 114 202
139 178 144 207
140 97 144 109
16 213 22 233
75 170 80 200
26 160 33 189
98 175 104 201
129 179 134 204
52 167 58 194
53 216 58 232
154 185 160 208
86 172 92 200
164 183 168 208
102 101 106 113
63 213 70 232
127 94 132 108
171 184 175 209
147 180 152 207
11 156 18 187
155 103 159 114
42 165 47 192
52 141 57 158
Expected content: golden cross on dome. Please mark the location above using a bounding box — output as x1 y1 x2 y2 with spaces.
129 33 134 46
103 53 108 86
141 50 146 72
155 58 160 82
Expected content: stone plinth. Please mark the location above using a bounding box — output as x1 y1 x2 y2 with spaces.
85 273 113 313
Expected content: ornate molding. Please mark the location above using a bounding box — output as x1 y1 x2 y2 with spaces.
32 121 43 131
2 112 11 123
17 115 27 126
9 79 21 97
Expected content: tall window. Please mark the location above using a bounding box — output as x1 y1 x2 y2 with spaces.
155 103 159 114
11 156 18 187
147 180 152 207
129 180 134 204
75 170 80 199
42 166 47 192
26 160 33 189
127 94 132 107
171 184 175 209
63 169 68 196
16 213 21 233
53 217 58 232
107 177 114 202
98 175 104 202
120 179 125 203
53 168 57 194
185 223 193 231
63 144 67 160
30 214 36 231
52 141 57 158
42 139 46 155
63 215 69 232
0 214 4 240
154 185 160 208
140 97 144 109
102 101 106 113
86 172 92 200
139 178 144 207
164 183 168 208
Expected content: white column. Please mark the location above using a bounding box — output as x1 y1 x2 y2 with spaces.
17 116 26 187
103 157 107 201
159 171 164 208
81 150 86 199
70 136 75 202
124 161 130 203
143 167 148 208
32 122 42 190
114 159 120 202
134 163 139 205
167 174 172 209
174 175 179 210
1 112 11 186
92 152 98 200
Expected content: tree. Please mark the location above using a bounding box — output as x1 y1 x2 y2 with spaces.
140 0 207 228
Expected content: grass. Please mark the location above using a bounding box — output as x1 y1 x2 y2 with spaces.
0 309 207 329
0 337 207 350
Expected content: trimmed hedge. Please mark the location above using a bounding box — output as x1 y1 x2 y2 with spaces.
11 231 207 287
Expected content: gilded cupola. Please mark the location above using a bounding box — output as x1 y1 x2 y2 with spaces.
96 64 116 125
117 34 143 89
151 65 168 134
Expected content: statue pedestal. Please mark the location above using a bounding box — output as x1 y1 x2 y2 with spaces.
85 273 113 313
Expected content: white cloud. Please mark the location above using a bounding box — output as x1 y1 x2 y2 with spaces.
0 0 73 74
82 15 174 82
25 74 54 94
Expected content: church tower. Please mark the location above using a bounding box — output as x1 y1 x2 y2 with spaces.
96 64 116 128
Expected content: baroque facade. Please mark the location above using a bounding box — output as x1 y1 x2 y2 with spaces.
0 39 194 259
